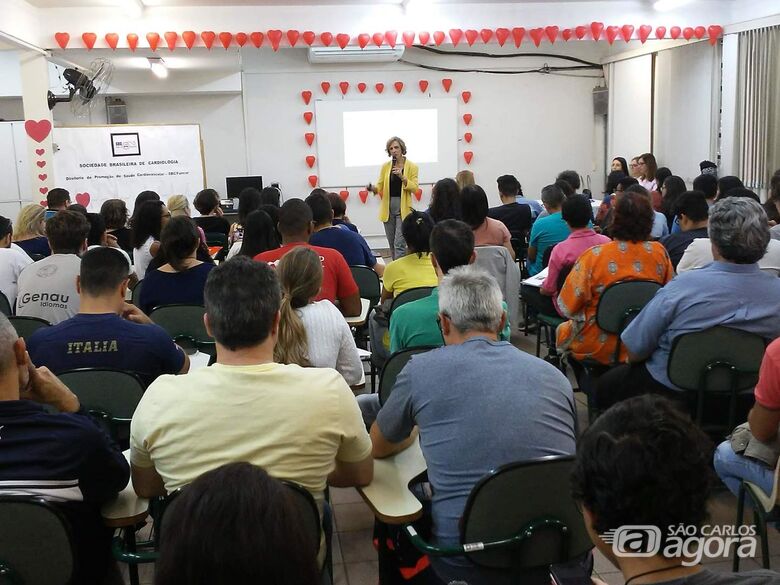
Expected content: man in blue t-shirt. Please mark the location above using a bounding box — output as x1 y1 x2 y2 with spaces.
27 247 188 387
306 192 384 276
527 184 571 275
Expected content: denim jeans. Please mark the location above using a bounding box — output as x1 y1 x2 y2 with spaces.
713 440 774 497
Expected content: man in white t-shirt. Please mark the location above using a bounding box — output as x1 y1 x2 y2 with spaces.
0 216 33 308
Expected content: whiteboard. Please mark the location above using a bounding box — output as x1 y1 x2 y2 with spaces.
52 124 205 212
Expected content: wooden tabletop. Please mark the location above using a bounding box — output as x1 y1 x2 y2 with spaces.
345 298 371 327
101 451 150 528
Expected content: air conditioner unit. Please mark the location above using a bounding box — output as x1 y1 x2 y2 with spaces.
308 46 405 64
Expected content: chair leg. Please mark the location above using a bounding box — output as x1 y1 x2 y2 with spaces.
125 527 140 585
756 507 770 569
734 482 746 572
535 324 542 357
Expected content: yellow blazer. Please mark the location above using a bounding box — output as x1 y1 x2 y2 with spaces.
376 159 419 222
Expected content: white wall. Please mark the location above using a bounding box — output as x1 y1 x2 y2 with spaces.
607 55 652 168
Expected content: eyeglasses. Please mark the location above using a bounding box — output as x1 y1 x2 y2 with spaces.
436 313 448 345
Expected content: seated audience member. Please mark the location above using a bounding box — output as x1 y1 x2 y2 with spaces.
131 200 170 277
371 267 576 585
637 152 659 191
328 192 359 233
762 169 780 225
167 194 191 218
455 169 475 190
628 156 641 178
256 199 360 317
611 156 629 175
523 195 609 317
556 169 581 194
557 192 673 373
27 247 188 386
595 171 626 226
226 209 279 260
229 187 262 245
274 247 362 386
260 186 282 207
138 217 215 315
693 173 718 206
489 175 534 237
46 188 71 212
193 188 231 236
0 313 129 584
12 203 50 258
129 190 161 227
659 175 687 230
130 257 373 567
16 210 89 324
651 166 673 211
380 211 437 303
624 184 669 239
306 193 383 276
260 203 281 241
425 178 461 224
600 176 638 235
554 178 575 201
717 175 745 200
527 184 570 275
597 197 780 411
700 159 719 177
0 216 33 307
155 462 319 585
85 213 136 284
461 184 515 260
573 394 780 585
100 198 133 256
660 191 709 270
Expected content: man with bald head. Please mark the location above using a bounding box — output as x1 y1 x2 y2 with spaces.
0 314 129 583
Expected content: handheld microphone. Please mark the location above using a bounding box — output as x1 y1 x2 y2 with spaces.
392 154 397 166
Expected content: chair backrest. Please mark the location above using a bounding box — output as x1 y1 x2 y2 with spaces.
379 347 435 405
541 243 557 269
8 316 51 339
350 265 381 309
131 279 143 307
0 496 75 585
205 232 228 248
388 286 434 317
461 456 592 570
595 280 661 334
281 481 322 556
149 304 215 354
0 291 12 317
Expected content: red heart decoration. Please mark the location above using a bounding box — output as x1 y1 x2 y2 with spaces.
303 111 313 124
339 190 349 201
465 29 478 46
605 26 620 45
461 91 471 104
683 27 694 41
357 33 370 48
201 31 216 49
562 29 573 41
670 26 682 40
449 29 463 46
707 25 723 45
183 30 197 48
219 32 233 49
164 31 177 50
394 81 404 93
35 148 45 156
480 29 494 44
339 81 349 94
40 187 48 195
37 161 46 168
403 31 415 47
303 31 316 46
464 151 473 164
127 33 139 51
268 29 283 51
463 113 472 125
442 78 452 92
372 32 384 47
590 21 604 41
357 82 367 93
419 80 429 92
301 90 312 105
38 174 47 181
250 32 264 48
39 200 46 207
25 120 52 143
305 133 315 146
54 32 70 49
306 155 316 168
529 28 544 47
359 190 369 204
495 28 510 46
105 33 119 50
336 33 350 49
545 26 559 43
575 25 587 40
308 175 318 188
76 192 90 207
146 32 160 51
414 189 423 202
287 30 300 47
82 32 97 50
638 25 652 43
620 25 634 42
694 26 706 39
235 33 248 47
385 31 398 47
433 31 446 46
464 132 472 143
655 26 667 39
320 81 330 94
512 27 526 47
418 31 430 45
375 83 384 94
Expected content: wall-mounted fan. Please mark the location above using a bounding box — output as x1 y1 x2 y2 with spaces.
48 58 114 117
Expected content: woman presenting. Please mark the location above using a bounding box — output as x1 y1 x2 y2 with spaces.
367 136 419 260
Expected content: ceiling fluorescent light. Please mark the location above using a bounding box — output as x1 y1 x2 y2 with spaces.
122 0 145 19
148 57 168 78
653 0 694 11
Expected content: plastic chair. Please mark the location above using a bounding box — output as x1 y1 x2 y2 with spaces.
149 304 215 356
378 346 435 406
205 232 228 249
349 265 381 349
282 481 333 585
403 455 592 581
8 316 50 339
130 279 143 307
388 286 434 317
0 291 12 317
0 495 75 585
734 458 780 570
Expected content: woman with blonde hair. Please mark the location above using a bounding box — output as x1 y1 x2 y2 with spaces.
456 170 475 190
275 247 362 386
13 204 50 258
166 194 191 217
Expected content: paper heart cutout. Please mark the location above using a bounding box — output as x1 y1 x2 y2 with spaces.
127 33 139 51
402 31 416 47
480 29 493 44
385 31 397 47
414 189 423 202
306 155 316 168
638 25 652 43
54 32 70 49
463 151 473 164
683 27 694 41
605 26 620 45
442 78 452 92
512 27 526 47
105 33 119 50
303 31 316 46
339 81 349 94
218 32 233 49
40 187 48 195
39 200 46 207
200 31 216 49
76 192 90 207
359 190 369 204
82 32 97 50
463 113 472 125
305 133 315 146
339 190 349 201
433 31 446 46
575 26 588 40
301 90 312 105
394 81 404 93
320 81 330 94
529 28 544 47
375 83 384 94
38 174 47 181
694 26 706 39
268 29 283 51
461 91 471 104
372 32 384 47
707 25 723 45
545 26 559 43
146 32 160 51
620 25 634 43
465 29 478 46
590 21 604 41
464 132 472 143
496 28 510 46
308 175 318 188
655 26 667 40
357 82 367 93
303 111 313 124
35 148 45 156
562 29 573 41
37 161 46 168
25 120 52 143
670 26 682 40
164 31 178 50
419 80 429 92
287 30 300 47
183 30 197 48
250 32 264 48
449 29 463 46
235 33 248 47
336 33 350 49
418 31 430 45
357 33 370 48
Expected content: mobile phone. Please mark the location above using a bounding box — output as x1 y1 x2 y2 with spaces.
44 209 57 221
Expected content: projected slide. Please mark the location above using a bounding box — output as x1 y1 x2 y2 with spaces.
316 98 457 187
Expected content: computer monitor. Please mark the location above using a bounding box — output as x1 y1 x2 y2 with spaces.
225 176 263 198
